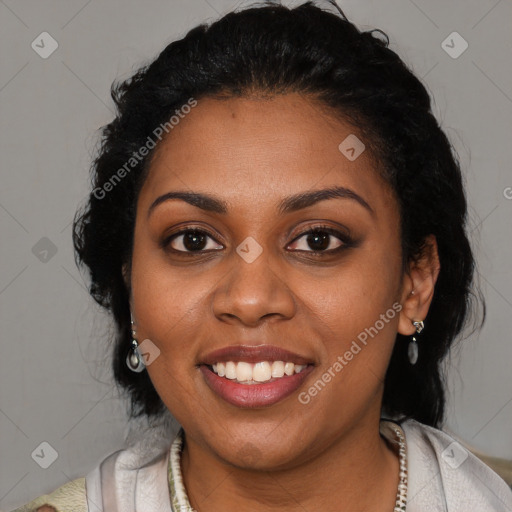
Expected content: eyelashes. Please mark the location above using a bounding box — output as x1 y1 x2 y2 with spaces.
288 226 352 253
163 229 223 253
160 224 355 257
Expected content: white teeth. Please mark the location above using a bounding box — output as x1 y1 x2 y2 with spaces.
271 361 285 378
236 362 253 382
210 360 307 383
284 362 295 376
253 362 272 382
225 361 237 379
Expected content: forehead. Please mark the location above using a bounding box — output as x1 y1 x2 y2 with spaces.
140 93 394 214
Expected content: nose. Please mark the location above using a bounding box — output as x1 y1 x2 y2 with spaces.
212 251 296 327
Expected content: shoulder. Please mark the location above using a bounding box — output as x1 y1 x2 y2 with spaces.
401 418 512 511
9 415 180 512
9 478 87 512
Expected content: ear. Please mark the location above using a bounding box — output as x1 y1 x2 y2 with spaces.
398 235 441 336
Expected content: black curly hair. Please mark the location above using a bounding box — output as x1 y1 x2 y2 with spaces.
73 1 483 427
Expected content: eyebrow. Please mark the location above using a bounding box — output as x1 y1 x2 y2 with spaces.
147 185 374 218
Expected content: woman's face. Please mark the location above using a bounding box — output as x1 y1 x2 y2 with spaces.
130 93 410 469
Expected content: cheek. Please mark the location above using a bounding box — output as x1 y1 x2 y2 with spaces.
307 241 401 322
129 241 208 418
299 240 402 377
129 234 208 366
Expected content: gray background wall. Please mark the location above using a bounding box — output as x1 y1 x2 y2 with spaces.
1 0 511 508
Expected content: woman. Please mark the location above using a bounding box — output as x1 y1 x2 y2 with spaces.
12 1 512 511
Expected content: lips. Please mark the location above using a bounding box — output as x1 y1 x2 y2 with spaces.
200 345 314 366
198 345 315 408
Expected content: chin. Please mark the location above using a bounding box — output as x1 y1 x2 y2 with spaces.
213 434 307 471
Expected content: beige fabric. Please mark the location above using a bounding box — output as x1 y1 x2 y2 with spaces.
472 454 512 488
10 478 87 512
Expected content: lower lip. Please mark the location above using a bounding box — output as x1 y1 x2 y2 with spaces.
199 365 314 408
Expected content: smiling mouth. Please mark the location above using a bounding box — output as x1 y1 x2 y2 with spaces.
208 360 309 384
198 344 315 407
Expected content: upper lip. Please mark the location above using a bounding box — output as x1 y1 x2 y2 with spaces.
200 345 314 366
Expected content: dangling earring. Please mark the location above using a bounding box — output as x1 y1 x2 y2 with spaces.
126 313 145 373
408 320 424 365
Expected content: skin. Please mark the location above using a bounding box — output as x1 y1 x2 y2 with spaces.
125 93 440 511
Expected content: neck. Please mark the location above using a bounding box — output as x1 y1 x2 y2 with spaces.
180 416 400 512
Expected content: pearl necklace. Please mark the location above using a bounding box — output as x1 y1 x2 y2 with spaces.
389 423 408 511
170 421 408 511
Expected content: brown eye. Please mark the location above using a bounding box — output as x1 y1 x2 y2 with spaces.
288 226 353 253
164 229 223 253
